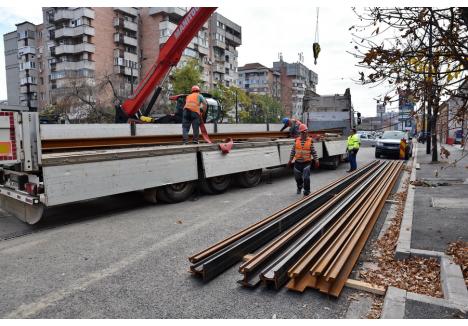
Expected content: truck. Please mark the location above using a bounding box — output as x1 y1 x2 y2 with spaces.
0 7 348 224
0 110 348 224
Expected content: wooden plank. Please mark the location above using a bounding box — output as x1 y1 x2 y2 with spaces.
385 200 399 204
345 279 386 296
416 163 421 170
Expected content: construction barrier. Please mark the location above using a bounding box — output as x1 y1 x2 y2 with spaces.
399 139 406 160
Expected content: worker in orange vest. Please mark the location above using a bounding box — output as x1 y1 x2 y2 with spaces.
183 85 207 144
288 124 319 196
281 117 302 138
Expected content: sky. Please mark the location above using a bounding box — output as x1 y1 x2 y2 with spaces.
0 0 460 117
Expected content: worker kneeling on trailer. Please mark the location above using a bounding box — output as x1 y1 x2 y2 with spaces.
281 117 302 138
288 124 319 196
183 85 207 144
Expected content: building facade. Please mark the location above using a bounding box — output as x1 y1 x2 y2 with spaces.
237 63 281 99
273 59 318 117
3 7 242 112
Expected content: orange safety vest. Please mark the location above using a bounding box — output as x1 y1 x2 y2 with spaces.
184 92 201 114
294 137 312 162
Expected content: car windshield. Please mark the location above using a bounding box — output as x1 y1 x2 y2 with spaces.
382 131 406 139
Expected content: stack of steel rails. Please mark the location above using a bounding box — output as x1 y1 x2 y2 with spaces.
189 160 403 297
41 128 343 153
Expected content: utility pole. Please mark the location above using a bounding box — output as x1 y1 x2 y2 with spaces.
235 88 238 123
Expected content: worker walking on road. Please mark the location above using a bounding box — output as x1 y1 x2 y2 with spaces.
346 128 360 172
183 85 207 144
281 117 302 138
288 124 319 196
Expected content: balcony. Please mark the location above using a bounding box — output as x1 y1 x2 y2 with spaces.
213 39 225 49
214 64 225 73
149 7 186 19
114 33 138 47
55 60 95 71
113 7 138 17
55 25 95 38
195 44 209 56
20 85 37 93
55 43 96 55
17 46 36 57
113 49 138 62
225 32 241 46
19 61 36 71
20 76 36 85
54 8 95 22
113 18 138 31
114 66 137 76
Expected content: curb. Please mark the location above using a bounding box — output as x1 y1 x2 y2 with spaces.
395 142 417 259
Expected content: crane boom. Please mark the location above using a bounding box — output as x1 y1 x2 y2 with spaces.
120 7 217 118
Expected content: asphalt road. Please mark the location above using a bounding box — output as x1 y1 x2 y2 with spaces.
0 147 381 318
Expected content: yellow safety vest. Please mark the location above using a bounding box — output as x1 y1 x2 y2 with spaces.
347 134 360 150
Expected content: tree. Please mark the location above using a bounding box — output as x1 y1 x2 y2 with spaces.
170 59 204 94
211 84 251 123
350 7 468 161
242 93 284 123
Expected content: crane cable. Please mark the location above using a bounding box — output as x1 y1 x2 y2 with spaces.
313 8 321 65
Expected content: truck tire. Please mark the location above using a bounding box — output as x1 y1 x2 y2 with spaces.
237 169 262 188
162 182 196 203
375 152 380 158
206 175 232 194
326 156 340 170
156 187 172 203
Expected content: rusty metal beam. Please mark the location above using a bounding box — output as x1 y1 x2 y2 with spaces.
41 129 342 152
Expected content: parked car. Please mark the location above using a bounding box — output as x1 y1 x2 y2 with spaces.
375 131 413 159
357 132 376 147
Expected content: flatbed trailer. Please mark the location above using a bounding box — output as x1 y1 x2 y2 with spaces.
0 111 348 224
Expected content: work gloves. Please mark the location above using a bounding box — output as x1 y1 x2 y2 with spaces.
313 160 320 169
287 160 293 168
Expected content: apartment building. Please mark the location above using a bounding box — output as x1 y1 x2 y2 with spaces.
4 7 242 112
3 21 43 110
273 59 318 117
237 63 281 99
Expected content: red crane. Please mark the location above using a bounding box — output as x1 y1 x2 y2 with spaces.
116 7 217 121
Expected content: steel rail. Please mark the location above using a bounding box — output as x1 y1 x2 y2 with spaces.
323 161 403 297
256 162 389 289
237 162 384 287
310 162 399 294
310 162 398 278
187 162 377 264
188 162 379 282
286 161 402 296
41 129 342 152
286 163 397 287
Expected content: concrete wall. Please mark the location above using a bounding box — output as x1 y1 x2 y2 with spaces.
3 32 20 105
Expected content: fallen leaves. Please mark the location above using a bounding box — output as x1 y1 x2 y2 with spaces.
359 178 444 301
446 240 468 287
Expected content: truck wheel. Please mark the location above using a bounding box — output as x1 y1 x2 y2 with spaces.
156 187 172 203
326 156 340 170
375 152 380 158
237 169 262 188
162 182 195 203
199 179 214 195
207 175 232 194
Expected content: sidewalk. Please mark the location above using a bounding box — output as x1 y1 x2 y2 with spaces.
382 142 468 318
412 144 468 252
